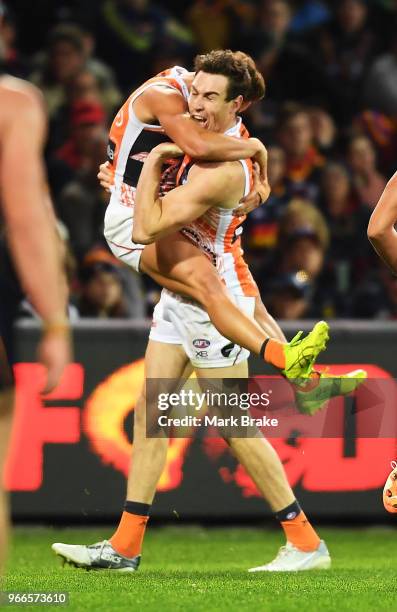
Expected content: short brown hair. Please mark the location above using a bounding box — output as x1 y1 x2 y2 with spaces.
194 49 265 103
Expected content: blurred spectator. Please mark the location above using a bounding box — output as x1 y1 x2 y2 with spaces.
0 3 26 76
306 0 379 120
80 27 122 113
277 103 325 201
347 134 387 208
258 0 293 45
78 261 129 318
362 32 397 116
56 131 109 260
261 199 329 316
266 217 328 319
55 100 107 173
244 145 289 266
278 198 330 249
263 199 339 318
187 0 254 53
267 270 313 319
376 269 397 319
97 0 193 90
241 0 329 118
319 163 359 257
354 110 397 174
48 68 107 154
352 267 397 319
82 248 145 318
30 24 87 117
30 22 120 119
308 107 338 156
280 228 326 279
289 0 330 34
318 163 372 312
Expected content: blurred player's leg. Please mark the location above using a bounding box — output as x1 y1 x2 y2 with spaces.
0 388 14 578
52 340 191 571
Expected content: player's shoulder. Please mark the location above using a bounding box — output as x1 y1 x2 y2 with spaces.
187 160 245 199
387 170 397 188
0 77 45 137
143 83 185 103
190 160 245 181
0 76 43 106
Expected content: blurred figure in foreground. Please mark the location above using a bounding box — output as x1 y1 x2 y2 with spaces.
0 1 71 577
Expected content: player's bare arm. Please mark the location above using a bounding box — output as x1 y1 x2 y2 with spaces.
368 171 397 273
0 77 71 392
138 86 265 166
132 143 245 244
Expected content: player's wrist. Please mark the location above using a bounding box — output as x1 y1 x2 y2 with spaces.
249 138 266 156
145 152 165 169
42 315 70 337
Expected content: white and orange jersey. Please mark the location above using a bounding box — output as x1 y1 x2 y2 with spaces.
176 118 258 298
107 66 190 202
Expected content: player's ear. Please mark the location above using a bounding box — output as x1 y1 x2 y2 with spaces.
240 99 252 112
233 95 245 113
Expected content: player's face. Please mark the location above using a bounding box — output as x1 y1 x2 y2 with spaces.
188 71 243 133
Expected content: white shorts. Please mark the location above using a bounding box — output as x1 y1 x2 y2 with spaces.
149 289 255 368
103 193 143 273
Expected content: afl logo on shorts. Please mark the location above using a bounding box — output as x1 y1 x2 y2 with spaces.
193 339 210 349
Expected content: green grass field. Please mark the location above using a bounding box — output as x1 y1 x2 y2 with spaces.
4 526 396 611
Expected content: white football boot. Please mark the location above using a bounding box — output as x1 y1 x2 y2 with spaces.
248 540 331 572
52 540 140 572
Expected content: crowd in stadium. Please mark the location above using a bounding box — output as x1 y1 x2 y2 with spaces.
3 0 397 320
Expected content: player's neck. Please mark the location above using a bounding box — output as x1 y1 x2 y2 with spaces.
221 116 239 135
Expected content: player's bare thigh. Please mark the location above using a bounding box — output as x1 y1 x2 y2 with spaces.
138 340 192 433
195 360 249 380
140 232 224 303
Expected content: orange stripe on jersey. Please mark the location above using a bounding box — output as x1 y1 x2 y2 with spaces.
229 157 257 296
231 240 259 297
176 154 192 185
239 121 250 139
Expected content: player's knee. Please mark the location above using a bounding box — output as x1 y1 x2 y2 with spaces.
133 393 146 433
196 273 229 305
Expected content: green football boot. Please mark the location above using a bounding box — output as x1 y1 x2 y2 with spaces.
282 321 330 381
295 369 367 415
